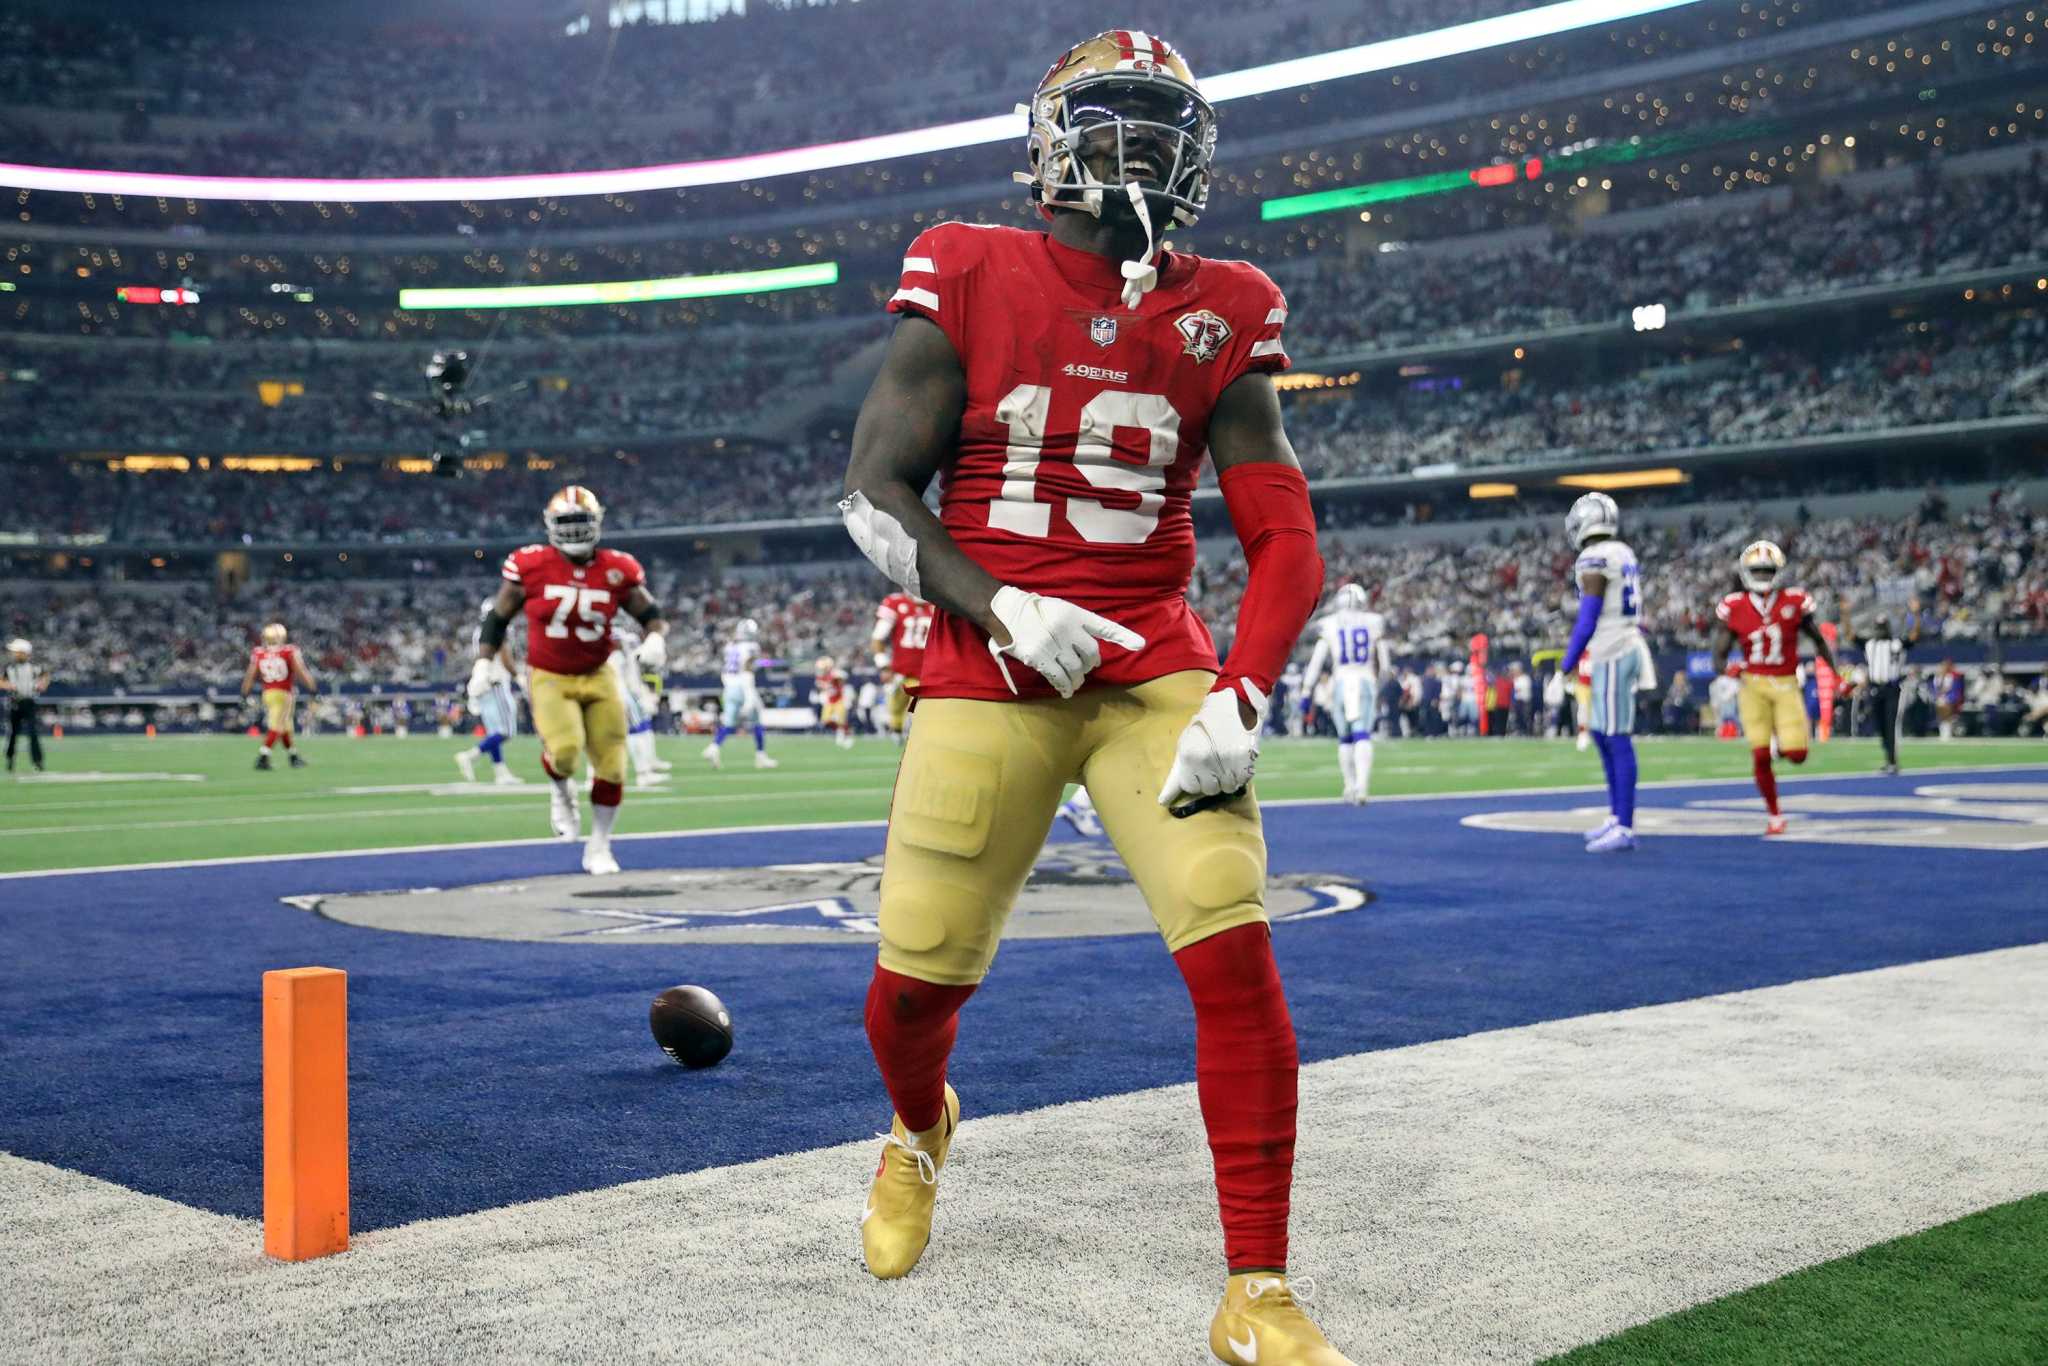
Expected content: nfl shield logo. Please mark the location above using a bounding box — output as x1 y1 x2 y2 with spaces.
1089 316 1117 348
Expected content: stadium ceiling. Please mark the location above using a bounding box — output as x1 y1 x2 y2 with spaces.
0 0 1704 203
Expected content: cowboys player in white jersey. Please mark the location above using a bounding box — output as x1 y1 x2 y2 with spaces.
607 622 672 788
456 596 524 785
1297 584 1391 805
1558 492 1650 853
701 618 779 770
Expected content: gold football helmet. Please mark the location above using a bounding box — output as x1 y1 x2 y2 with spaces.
1739 540 1786 593
543 485 604 558
261 623 288 646
1015 30 1216 231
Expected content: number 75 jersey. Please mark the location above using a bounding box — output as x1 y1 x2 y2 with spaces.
502 543 646 676
888 222 1289 700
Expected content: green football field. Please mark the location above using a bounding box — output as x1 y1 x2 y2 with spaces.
3 729 2045 873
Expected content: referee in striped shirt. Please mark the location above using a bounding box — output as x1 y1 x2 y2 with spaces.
5 637 49 774
1856 616 1916 775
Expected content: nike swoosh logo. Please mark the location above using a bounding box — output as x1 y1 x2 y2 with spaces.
1227 1328 1257 1363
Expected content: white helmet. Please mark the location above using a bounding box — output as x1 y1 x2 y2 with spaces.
1335 583 1368 612
736 618 760 641
543 485 604 559
1564 492 1619 547
5 638 29 658
1739 540 1787 594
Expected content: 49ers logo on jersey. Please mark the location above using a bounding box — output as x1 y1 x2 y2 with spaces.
1174 309 1232 364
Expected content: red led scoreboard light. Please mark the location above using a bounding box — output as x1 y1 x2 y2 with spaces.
117 285 200 306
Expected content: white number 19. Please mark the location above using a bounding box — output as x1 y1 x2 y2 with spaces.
988 384 1181 545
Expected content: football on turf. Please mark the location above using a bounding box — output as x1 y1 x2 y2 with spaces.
649 985 733 1068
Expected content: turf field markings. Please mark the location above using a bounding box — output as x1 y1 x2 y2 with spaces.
4 944 2043 1364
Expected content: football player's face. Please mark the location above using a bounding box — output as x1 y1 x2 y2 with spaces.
1070 80 1200 188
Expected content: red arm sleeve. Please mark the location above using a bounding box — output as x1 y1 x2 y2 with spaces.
1214 462 1325 704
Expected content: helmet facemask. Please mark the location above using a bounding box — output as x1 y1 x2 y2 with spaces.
1028 75 1214 230
545 504 603 559
1739 542 1785 594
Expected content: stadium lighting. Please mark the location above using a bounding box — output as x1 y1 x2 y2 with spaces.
397 262 839 310
0 0 1706 202
1557 468 1690 491
1468 482 1520 499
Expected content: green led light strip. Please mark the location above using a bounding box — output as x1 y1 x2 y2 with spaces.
1261 114 1805 221
398 261 839 310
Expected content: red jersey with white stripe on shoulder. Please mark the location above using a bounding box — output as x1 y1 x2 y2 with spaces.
1715 587 1813 676
886 222 1289 701
502 543 646 676
249 644 300 693
874 591 937 680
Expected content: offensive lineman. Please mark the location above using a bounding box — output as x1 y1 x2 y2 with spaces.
478 486 668 874
1711 539 1848 836
702 619 778 770
840 33 1344 1364
457 595 525 785
1558 493 1647 853
1296 583 1389 805
241 622 318 770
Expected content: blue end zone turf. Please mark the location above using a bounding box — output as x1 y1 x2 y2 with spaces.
3 768 2045 1231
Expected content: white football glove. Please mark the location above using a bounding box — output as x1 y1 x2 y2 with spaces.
466 657 495 704
986 585 1145 699
1158 681 1269 812
487 659 513 689
635 632 668 672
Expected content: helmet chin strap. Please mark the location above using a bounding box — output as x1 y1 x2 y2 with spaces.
1118 180 1166 310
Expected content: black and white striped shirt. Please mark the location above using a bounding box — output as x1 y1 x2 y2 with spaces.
1862 636 1907 685
5 661 39 696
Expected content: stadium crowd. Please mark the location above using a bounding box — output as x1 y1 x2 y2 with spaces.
10 493 2045 701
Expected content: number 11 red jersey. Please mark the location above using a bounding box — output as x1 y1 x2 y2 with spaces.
887 222 1289 700
502 543 646 676
1716 588 1812 676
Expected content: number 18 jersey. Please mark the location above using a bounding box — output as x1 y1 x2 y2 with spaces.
501 543 646 676
887 222 1290 700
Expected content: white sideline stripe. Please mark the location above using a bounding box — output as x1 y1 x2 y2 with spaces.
900 256 936 274
890 286 939 311
2 761 2043 882
4 944 2044 1365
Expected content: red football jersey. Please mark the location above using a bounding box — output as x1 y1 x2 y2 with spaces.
875 592 937 680
814 667 849 705
250 644 300 693
887 223 1289 700
1715 588 1812 676
502 543 646 676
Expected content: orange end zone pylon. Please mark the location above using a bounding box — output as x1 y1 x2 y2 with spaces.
263 967 350 1260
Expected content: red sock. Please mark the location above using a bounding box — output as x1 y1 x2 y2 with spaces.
864 964 975 1133
1174 922 1298 1273
541 752 565 781
280 733 293 750
1782 748 1807 765
1752 748 1780 815
590 778 622 807
263 730 279 748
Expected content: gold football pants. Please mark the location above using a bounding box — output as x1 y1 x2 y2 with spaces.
529 665 628 784
1739 673 1810 753
887 675 918 732
262 690 295 735
877 670 1267 985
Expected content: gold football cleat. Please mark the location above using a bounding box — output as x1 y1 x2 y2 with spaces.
1210 1272 1353 1365
860 1082 960 1279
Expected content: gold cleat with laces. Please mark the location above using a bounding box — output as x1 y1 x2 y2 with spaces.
1209 1272 1353 1365
860 1082 960 1279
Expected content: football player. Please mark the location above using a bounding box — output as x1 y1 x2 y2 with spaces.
1296 582 1389 806
1558 493 1647 853
1711 540 1847 836
608 621 672 787
839 33 1343 1365
241 622 318 770
457 596 524 785
812 655 854 750
478 486 667 875
872 589 937 742
701 618 778 770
